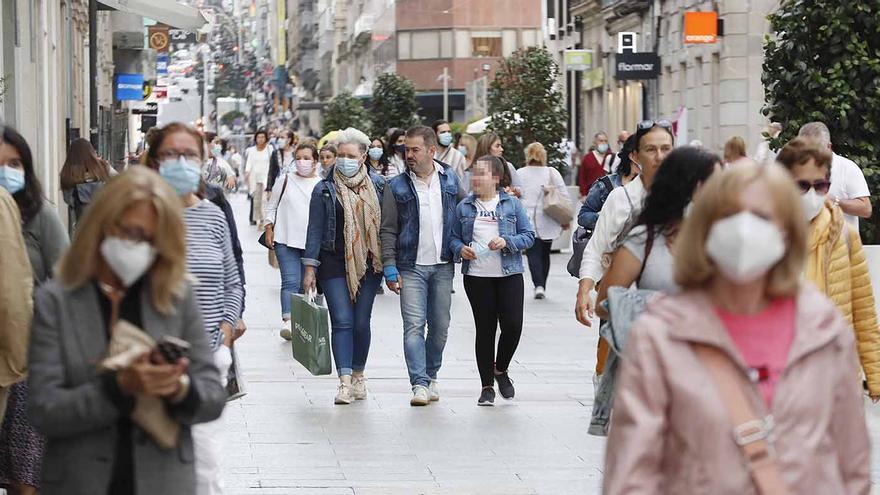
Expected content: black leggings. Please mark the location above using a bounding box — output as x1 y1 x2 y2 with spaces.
463 274 524 387
526 239 553 288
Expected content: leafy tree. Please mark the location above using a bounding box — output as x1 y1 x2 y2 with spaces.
763 1 880 242
322 92 369 135
370 73 420 137
488 46 568 170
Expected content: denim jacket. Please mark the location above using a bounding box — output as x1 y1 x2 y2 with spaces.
577 173 623 230
379 160 461 270
450 191 536 276
302 167 386 267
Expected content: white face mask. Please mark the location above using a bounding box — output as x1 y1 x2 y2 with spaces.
100 237 158 287
705 211 785 285
801 188 825 222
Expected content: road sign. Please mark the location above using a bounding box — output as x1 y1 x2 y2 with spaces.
148 26 170 52
132 102 159 115
115 73 145 101
615 52 661 80
684 11 719 44
564 50 593 71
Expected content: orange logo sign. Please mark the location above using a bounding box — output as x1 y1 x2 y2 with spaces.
684 11 718 44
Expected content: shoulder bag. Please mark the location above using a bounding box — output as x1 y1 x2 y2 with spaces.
542 167 575 225
258 175 289 250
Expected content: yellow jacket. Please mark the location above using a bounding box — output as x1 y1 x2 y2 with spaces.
805 201 880 395
0 188 32 387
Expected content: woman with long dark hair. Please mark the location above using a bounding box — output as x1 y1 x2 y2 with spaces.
60 138 114 230
0 127 69 495
596 146 721 317
367 136 397 179
387 128 406 176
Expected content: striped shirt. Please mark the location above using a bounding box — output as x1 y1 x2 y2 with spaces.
183 200 244 349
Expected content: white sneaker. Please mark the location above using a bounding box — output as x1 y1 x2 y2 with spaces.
429 380 440 401
352 376 368 400
410 385 430 406
280 320 292 341
592 373 602 395
335 383 353 405
534 286 546 300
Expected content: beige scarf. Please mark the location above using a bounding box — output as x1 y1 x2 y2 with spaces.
333 165 383 300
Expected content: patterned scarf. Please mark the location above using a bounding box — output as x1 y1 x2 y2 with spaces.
333 165 383 301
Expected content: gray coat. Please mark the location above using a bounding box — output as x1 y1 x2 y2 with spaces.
27 280 226 495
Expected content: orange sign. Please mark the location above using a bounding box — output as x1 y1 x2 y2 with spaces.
684 11 718 44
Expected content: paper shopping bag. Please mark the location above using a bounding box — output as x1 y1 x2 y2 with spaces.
290 294 332 376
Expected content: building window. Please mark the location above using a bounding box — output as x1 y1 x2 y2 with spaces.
412 31 440 59
440 30 453 58
471 36 502 58
398 32 411 59
521 29 537 48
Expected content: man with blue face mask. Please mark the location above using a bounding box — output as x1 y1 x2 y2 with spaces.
432 120 466 182
381 125 461 406
578 131 612 199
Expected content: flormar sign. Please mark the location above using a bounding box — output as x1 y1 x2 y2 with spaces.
615 52 660 80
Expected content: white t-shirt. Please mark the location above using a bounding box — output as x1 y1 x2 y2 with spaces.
412 164 445 266
245 146 272 190
830 153 870 229
468 196 505 277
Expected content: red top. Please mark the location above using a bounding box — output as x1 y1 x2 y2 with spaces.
715 297 796 407
579 151 608 196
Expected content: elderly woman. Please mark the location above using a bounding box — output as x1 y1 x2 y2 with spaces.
302 128 385 405
603 164 869 493
26 167 225 495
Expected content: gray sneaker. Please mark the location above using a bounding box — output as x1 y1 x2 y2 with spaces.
428 380 440 401
410 385 430 406
352 376 368 400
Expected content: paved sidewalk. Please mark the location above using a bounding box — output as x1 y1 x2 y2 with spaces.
221 193 880 494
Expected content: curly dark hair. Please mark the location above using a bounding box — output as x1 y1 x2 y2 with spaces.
3 126 44 223
637 146 720 236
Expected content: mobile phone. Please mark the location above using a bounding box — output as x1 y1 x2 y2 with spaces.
156 336 191 363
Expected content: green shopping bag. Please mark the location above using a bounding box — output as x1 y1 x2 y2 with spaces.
290 293 332 376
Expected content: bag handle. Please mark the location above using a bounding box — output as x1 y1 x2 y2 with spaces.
691 344 789 495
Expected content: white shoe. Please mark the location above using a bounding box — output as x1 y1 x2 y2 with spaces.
534 286 546 300
280 320 292 340
352 375 368 400
592 373 602 395
410 385 430 406
335 383 353 405
429 380 440 401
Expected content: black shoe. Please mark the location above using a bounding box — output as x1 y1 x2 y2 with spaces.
495 372 515 399
478 387 495 406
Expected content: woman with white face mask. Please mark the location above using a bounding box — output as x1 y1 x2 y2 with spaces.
26 166 226 495
143 123 244 495
263 144 323 340
776 137 880 401
603 164 870 494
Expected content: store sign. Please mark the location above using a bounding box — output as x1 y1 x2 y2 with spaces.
148 26 170 52
564 50 593 71
169 29 196 44
618 32 638 54
153 86 168 100
132 102 159 115
684 11 718 43
582 66 604 90
615 52 660 80
115 73 145 101
157 53 169 76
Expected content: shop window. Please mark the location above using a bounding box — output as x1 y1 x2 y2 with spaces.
471 36 502 58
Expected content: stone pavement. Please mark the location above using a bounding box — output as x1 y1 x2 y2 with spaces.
220 193 880 495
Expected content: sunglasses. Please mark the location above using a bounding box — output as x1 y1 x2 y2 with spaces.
636 119 673 132
796 179 831 195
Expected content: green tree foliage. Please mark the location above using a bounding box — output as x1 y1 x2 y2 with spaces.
763 1 880 242
322 92 369 135
487 46 568 170
370 73 420 137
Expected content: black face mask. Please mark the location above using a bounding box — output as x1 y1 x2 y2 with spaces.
394 144 406 155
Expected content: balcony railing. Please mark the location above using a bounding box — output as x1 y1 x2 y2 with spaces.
353 13 374 44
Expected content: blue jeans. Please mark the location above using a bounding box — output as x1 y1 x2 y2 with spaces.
399 263 454 387
322 273 382 376
275 244 304 320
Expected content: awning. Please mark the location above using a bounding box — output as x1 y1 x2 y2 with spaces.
98 0 207 32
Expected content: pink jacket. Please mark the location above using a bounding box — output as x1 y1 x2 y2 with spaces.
603 285 870 495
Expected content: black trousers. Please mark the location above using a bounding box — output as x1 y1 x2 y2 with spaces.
463 274 524 387
525 239 553 288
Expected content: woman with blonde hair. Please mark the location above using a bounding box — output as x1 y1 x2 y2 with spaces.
776 137 880 399
604 163 869 493
723 135 753 167
27 166 226 495
515 142 569 299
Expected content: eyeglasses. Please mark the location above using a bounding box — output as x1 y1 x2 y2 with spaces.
636 119 673 132
795 179 831 195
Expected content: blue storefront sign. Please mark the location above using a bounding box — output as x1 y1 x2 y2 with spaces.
157 54 169 76
115 73 145 101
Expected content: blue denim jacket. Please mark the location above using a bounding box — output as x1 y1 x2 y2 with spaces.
577 174 623 230
302 167 386 266
450 191 536 276
379 160 461 270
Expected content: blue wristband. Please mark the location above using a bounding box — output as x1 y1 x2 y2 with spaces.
383 266 399 282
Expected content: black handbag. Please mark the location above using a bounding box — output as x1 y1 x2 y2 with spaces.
258 175 288 250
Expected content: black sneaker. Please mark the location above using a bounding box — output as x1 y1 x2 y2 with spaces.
495 372 515 399
477 387 495 406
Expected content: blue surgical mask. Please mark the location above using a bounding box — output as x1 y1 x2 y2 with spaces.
336 158 361 178
458 145 468 156
0 166 25 194
368 148 384 161
212 144 223 156
159 156 202 195
597 143 609 154
438 132 453 147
